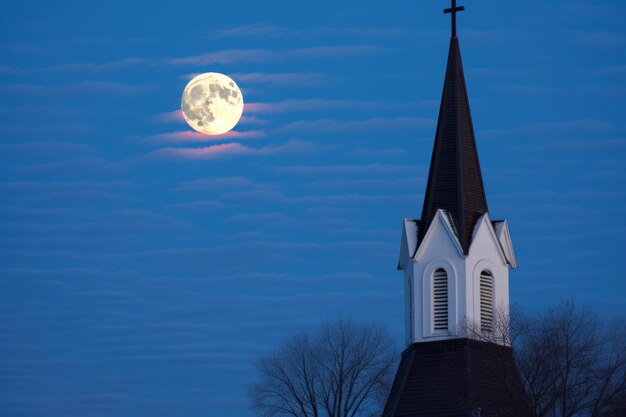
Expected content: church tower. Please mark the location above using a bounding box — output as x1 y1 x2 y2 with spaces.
382 3 530 417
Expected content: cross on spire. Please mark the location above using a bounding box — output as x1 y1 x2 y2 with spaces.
444 0 465 38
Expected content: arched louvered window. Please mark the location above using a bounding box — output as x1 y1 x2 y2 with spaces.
433 268 448 331
480 270 494 332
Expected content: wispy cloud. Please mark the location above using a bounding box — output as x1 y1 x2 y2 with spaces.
167 45 382 66
566 1 621 17
463 29 527 45
168 49 274 66
497 83 560 95
0 81 155 96
517 138 626 152
0 43 35 53
277 117 432 133
172 177 253 192
289 45 383 58
212 24 418 40
145 139 318 161
17 157 127 175
307 177 422 190
155 110 185 123
573 31 625 48
0 141 93 157
480 119 613 138
0 105 84 118
245 99 436 114
275 163 419 177
143 130 266 144
231 72 329 85
0 122 94 135
213 24 287 38
592 65 626 75
166 201 229 211
0 57 145 74
351 148 409 157
145 143 248 160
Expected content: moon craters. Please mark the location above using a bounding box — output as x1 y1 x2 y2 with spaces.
180 73 244 135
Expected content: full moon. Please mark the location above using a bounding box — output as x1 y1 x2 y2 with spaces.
181 72 244 135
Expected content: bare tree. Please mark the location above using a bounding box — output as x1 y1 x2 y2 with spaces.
460 302 626 417
458 304 517 346
248 318 397 417
514 301 626 417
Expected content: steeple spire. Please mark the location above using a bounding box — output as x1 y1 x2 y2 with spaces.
419 4 488 255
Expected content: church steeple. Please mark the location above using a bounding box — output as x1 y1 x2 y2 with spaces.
386 3 529 416
419 28 488 255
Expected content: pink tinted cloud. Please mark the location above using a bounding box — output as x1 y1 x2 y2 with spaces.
245 100 337 114
145 130 266 143
239 115 267 125
146 139 318 161
245 99 437 114
155 110 185 123
147 143 252 160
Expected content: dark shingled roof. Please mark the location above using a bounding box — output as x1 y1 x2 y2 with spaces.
419 37 488 255
382 339 532 417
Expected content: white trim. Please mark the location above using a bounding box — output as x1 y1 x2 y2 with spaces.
414 210 464 261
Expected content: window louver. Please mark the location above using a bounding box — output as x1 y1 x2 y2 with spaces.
433 269 448 331
480 270 494 332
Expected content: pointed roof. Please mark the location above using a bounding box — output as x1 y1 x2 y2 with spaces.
419 36 488 255
382 339 532 417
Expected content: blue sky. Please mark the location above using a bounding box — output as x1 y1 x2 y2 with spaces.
1 1 625 416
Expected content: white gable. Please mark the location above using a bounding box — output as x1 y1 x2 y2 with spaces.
399 210 514 346
413 209 464 262
469 213 508 267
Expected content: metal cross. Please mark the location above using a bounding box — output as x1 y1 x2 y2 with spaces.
444 0 465 38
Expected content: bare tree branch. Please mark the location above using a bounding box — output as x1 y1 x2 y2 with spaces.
249 318 396 417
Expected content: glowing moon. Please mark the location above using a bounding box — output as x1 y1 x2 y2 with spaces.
181 73 244 135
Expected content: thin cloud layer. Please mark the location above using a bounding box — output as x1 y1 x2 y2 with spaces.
145 139 317 160
144 129 266 144
167 45 383 66
2 2 626 417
